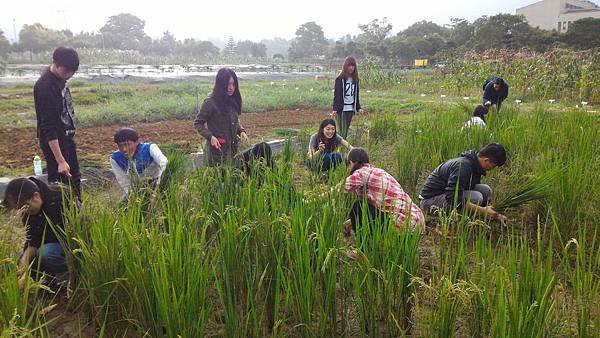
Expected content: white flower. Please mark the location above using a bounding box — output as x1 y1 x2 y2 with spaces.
309 88 314 92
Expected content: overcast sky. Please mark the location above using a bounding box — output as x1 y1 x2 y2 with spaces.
1 0 537 42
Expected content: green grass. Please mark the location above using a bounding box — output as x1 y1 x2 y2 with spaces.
1 75 599 336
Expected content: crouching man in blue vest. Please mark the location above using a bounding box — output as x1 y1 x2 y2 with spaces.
110 128 168 202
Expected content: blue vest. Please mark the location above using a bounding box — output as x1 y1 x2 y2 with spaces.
111 143 154 175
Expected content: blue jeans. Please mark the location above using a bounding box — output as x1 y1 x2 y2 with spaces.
307 152 343 172
26 242 68 283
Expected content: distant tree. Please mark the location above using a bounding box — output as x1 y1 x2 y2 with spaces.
71 31 103 49
18 23 69 53
223 36 237 56
237 40 267 58
288 21 329 60
470 14 531 51
260 37 290 58
401 20 450 39
99 13 150 50
181 39 220 58
356 17 393 59
447 18 474 50
154 31 180 55
273 53 285 60
328 39 365 59
0 30 10 56
562 18 600 49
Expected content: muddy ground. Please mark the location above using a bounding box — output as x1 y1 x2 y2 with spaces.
0 108 330 170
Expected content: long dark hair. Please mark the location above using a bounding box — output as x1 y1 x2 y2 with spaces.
2 177 60 210
212 68 242 114
315 118 339 153
347 148 370 174
339 56 359 82
473 105 488 122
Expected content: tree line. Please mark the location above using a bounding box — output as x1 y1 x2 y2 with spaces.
0 13 599 63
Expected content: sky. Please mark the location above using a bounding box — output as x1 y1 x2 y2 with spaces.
0 0 539 43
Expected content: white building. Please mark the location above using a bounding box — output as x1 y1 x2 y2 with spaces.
516 0 600 32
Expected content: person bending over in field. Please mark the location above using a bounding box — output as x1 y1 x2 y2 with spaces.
194 68 249 166
342 148 425 238
110 128 168 202
307 118 353 173
482 76 509 112
241 141 274 176
2 177 78 294
418 143 508 230
461 105 488 131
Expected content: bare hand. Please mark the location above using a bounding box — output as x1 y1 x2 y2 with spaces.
210 136 222 151
58 161 71 177
318 141 325 152
496 213 508 225
484 101 492 107
358 108 364 114
239 131 249 144
330 111 337 118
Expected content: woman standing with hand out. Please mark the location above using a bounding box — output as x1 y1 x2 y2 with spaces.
332 56 363 138
194 68 249 166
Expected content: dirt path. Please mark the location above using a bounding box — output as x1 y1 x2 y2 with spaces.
0 108 329 169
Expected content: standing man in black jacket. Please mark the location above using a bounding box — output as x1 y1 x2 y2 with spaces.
419 143 508 225
34 47 81 197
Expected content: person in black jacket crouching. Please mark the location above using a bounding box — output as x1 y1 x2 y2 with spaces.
3 177 78 293
419 143 508 225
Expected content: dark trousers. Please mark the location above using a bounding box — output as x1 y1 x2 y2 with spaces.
40 136 81 197
336 111 354 138
349 200 391 233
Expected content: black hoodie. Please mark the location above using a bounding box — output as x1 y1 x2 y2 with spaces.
419 151 485 208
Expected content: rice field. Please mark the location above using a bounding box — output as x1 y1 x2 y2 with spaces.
1 68 600 336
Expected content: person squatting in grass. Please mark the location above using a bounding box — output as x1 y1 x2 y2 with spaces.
194 68 249 166
482 76 509 112
331 56 363 138
306 118 353 173
342 148 425 238
2 177 78 293
241 141 274 176
34 47 82 199
110 128 168 202
461 104 488 131
418 142 508 226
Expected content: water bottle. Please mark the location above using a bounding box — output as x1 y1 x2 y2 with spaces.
33 155 42 176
